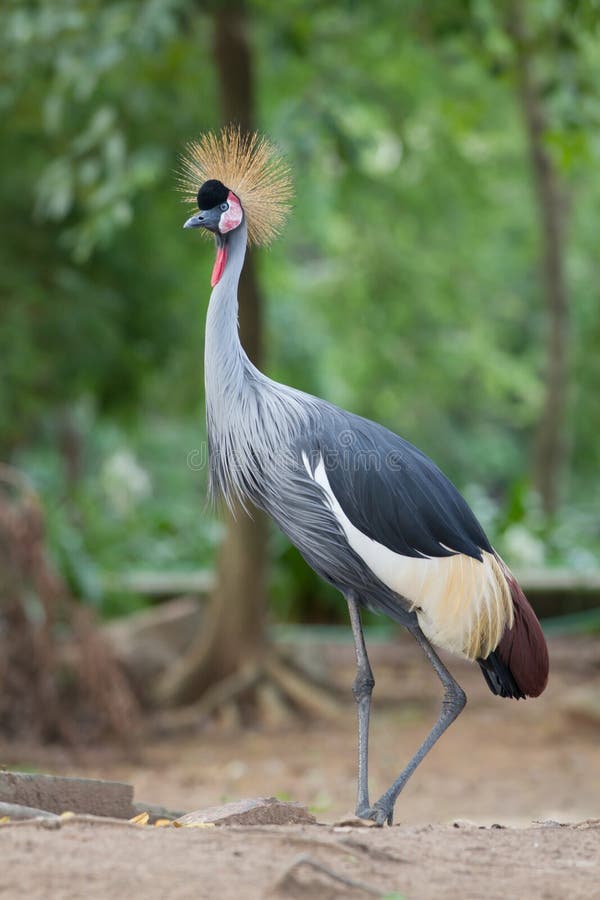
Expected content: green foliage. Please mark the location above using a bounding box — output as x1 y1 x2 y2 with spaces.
15 416 221 615
1 0 599 619
0 0 211 448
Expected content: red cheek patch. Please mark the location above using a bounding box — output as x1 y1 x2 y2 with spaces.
219 191 243 233
211 244 227 287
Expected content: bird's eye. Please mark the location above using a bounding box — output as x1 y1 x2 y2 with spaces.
219 202 229 212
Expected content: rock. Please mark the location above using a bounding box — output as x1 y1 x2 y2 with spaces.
174 797 317 827
0 772 134 819
131 801 186 823
0 801 60 821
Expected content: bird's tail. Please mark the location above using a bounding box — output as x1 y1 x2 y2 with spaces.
478 559 549 700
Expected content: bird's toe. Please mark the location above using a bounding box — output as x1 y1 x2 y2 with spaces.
355 804 377 822
354 802 394 827
373 800 395 827
373 807 388 827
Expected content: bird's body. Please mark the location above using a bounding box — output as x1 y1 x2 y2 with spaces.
205 218 546 696
182 128 549 824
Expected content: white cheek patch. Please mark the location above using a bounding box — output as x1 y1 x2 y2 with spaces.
219 191 243 233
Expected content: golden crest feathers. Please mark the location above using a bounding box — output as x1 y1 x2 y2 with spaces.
179 125 293 246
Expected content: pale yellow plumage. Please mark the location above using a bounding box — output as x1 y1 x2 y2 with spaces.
412 550 514 660
308 455 514 662
179 125 293 246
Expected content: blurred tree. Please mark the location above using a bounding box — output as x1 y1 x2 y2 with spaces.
156 2 342 720
506 0 570 517
156 0 270 707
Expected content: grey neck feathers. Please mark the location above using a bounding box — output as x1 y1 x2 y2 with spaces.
203 217 319 508
204 219 251 419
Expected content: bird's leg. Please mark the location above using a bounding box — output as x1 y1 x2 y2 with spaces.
346 592 375 818
371 624 466 826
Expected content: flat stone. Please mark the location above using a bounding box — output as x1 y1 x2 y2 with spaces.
0 772 134 819
0 801 59 821
174 797 317 827
131 801 186 823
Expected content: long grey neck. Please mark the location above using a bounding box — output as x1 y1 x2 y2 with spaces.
203 217 319 507
204 219 254 421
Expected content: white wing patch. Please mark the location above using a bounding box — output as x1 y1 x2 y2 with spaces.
303 453 513 659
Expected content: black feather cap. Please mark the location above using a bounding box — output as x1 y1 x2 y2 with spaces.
197 179 229 210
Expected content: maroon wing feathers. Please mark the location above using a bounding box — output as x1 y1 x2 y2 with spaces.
496 567 549 698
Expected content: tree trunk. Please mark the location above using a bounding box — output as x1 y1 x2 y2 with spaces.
507 1 570 517
156 1 269 706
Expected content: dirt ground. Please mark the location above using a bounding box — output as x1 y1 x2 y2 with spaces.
1 633 599 899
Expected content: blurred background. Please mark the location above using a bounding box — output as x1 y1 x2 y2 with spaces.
0 0 598 823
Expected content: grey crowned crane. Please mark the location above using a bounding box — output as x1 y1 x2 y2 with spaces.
181 127 549 826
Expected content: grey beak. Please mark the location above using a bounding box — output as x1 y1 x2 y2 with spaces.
183 212 205 229
183 207 222 232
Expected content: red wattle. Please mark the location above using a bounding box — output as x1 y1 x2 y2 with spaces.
211 245 227 287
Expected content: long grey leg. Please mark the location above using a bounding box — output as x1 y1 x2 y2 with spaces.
372 623 466 826
346 592 375 818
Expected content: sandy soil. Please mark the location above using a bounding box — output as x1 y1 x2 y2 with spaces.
1 818 598 900
1 633 599 898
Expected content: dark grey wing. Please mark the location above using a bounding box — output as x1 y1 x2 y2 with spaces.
313 407 492 562
251 430 416 624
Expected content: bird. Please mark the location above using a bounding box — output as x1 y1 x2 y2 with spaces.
180 126 549 826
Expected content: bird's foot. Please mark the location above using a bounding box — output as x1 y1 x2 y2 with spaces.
355 801 394 827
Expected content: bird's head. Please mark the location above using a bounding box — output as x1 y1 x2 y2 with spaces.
183 179 244 239
179 127 292 286
183 179 244 287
